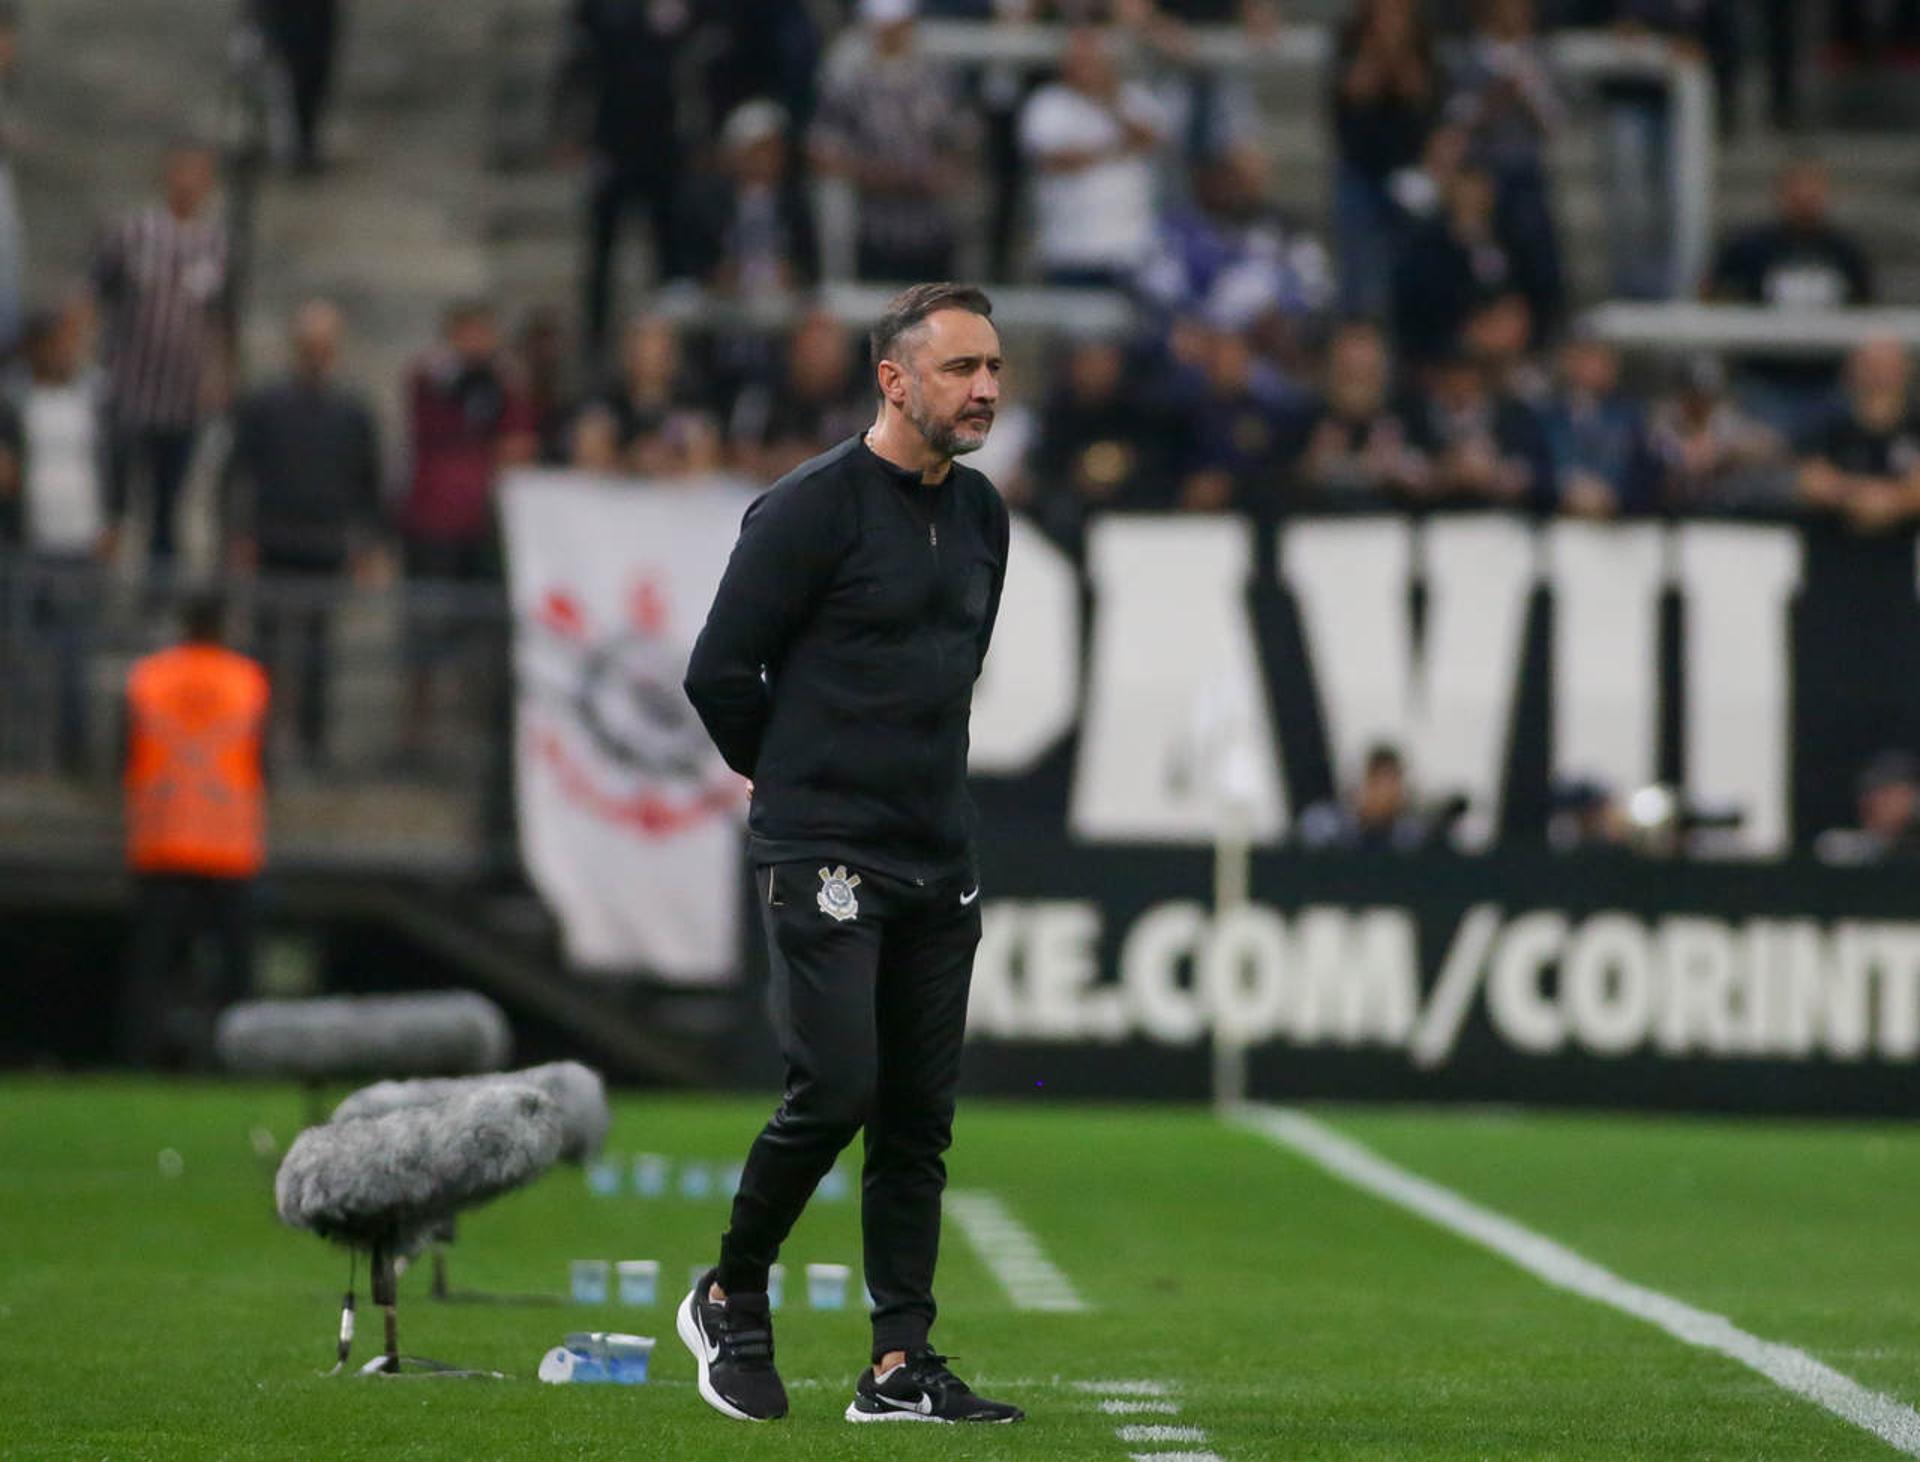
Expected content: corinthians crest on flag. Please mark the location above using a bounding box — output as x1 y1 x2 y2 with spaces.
503 470 757 982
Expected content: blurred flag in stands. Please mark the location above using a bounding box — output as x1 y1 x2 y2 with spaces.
503 471 754 981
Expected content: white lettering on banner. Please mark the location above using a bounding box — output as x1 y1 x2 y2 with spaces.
1194 905 1420 1046
1654 916 1743 1055
1280 517 1535 849
964 899 1920 1067
1547 522 1665 804
968 902 1120 1041
1876 927 1920 1060
1408 904 1503 1067
1027 902 1114 1040
1292 907 1420 1046
1072 518 1288 843
1199 904 1291 1045
1675 525 1802 856
1562 914 1657 1056
1042 515 1804 854
969 517 1081 774
1120 902 1210 1045
1486 912 1568 1054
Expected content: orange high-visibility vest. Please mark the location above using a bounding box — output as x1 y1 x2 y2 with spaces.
124 644 270 878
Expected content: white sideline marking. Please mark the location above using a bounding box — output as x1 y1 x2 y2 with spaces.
1077 1379 1222 1459
1116 1423 1208 1443
945 1189 1089 1312
1234 1105 1920 1458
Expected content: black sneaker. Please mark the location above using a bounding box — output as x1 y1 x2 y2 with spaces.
675 1268 788 1422
845 1350 1025 1424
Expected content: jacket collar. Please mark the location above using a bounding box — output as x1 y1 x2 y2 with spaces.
857 431 952 488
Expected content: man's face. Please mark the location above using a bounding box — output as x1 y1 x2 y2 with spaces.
1205 329 1252 392
1067 340 1124 403
1482 0 1530 38
164 148 216 217
734 135 786 188
292 303 342 378
1562 341 1619 397
1467 296 1531 363
1863 779 1917 838
1330 329 1386 407
1778 165 1829 230
791 313 851 396
1851 339 1910 401
448 313 498 364
1357 761 1407 826
1432 360 1484 410
624 317 679 386
1061 28 1114 97
892 308 1002 458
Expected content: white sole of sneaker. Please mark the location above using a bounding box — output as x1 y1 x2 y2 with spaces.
844 1403 1022 1424
675 1285 766 1423
844 1403 949 1423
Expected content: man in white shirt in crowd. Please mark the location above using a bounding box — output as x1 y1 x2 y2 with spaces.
15 300 108 772
1018 25 1167 288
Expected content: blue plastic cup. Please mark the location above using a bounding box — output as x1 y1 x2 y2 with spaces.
806 1263 850 1310
617 1260 658 1307
679 1162 713 1200
570 1260 609 1305
632 1153 670 1198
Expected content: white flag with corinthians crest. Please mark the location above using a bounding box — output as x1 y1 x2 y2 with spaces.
502 470 755 982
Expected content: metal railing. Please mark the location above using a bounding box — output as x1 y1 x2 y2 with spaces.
0 553 514 875
1587 302 1920 357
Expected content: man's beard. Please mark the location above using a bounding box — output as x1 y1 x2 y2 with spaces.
906 387 992 458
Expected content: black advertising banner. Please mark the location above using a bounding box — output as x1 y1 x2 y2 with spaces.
951 511 1920 1113
960 841 1920 1114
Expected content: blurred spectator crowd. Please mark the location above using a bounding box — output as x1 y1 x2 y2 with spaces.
518 0 1920 543
6 0 1920 807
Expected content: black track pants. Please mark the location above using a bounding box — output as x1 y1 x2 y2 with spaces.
718 859 981 1361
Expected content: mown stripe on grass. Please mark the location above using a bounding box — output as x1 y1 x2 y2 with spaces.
945 1189 1088 1312
1234 1105 1920 1458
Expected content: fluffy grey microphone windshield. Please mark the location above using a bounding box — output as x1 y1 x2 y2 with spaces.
216 992 512 1080
332 1062 610 1163
276 1083 562 1246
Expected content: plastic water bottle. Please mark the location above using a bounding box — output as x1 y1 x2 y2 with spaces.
538 1332 655 1384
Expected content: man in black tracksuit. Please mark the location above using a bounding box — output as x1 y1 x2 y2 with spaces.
678 284 1023 1426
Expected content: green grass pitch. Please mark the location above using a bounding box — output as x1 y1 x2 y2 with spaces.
2 1077 1917 1458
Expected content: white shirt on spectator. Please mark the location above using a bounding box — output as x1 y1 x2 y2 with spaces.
23 374 104 555
1019 81 1166 274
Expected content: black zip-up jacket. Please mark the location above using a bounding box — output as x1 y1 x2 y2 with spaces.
684 434 1009 882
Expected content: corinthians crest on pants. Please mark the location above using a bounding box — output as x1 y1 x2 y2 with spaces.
817 865 862 922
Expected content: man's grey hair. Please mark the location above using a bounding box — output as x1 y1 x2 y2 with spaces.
868 282 994 381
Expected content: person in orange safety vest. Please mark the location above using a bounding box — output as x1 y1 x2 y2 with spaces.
120 591 268 1067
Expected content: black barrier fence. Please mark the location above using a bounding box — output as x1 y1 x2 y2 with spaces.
958 837 1920 1115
